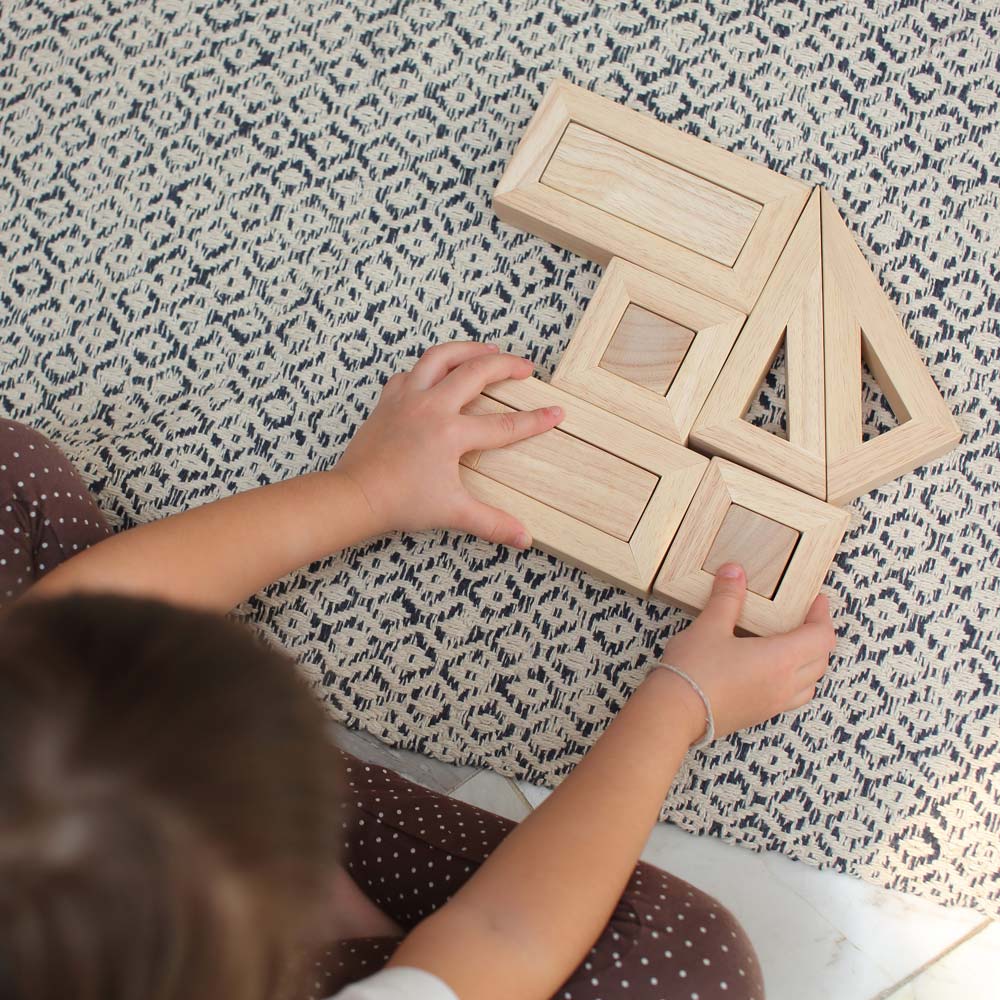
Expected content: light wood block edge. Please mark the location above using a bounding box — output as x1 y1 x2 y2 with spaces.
820 188 962 505
552 258 746 444
690 187 826 499
493 78 810 313
463 377 709 592
542 121 760 268
653 458 850 635
458 394 657 541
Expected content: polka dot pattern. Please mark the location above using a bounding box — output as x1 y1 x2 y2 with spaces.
0 420 111 605
2 424 763 1000
308 751 764 1000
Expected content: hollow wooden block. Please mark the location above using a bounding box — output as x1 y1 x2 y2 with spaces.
463 396 657 541
701 504 799 599
689 187 827 499
552 258 746 444
460 377 709 595
821 189 961 504
600 304 695 395
494 79 810 313
544 123 759 268
653 457 849 635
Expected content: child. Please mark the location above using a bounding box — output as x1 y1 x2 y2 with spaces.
0 342 834 1000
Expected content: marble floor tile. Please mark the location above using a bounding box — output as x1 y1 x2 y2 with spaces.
638 824 983 1000
517 779 552 810
882 921 998 999
518 780 984 1000
449 772 533 822
329 721 476 793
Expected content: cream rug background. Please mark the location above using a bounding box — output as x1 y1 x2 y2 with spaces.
1 1 997 914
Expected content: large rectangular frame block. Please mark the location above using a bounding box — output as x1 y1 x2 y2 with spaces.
653 457 850 635
552 258 746 444
494 79 811 313
460 377 709 595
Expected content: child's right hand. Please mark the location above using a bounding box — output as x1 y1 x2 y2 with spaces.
338 341 562 547
656 563 836 741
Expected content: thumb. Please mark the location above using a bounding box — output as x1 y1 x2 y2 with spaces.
699 563 747 633
458 497 532 549
805 592 831 625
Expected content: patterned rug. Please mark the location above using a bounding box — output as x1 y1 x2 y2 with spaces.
1 1 997 915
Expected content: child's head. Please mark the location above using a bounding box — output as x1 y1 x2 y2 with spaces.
0 594 344 1000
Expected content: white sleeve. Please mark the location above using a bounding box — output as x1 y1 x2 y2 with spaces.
326 966 459 1000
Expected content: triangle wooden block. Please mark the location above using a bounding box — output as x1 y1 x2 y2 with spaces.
821 190 960 505
690 187 826 499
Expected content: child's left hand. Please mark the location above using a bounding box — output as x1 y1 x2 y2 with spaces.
339 341 563 548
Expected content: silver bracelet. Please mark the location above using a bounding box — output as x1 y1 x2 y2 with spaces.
650 662 715 749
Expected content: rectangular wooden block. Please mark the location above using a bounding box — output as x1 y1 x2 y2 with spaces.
462 395 657 540
653 458 849 635
460 377 709 595
494 79 810 313
701 504 799 599
542 123 761 267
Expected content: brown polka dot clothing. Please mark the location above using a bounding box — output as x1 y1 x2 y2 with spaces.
0 419 111 603
1 420 765 1000
309 755 764 1000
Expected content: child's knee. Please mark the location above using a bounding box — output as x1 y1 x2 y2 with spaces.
587 864 765 1000
0 419 110 603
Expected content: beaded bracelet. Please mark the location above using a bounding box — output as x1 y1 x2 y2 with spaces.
650 662 715 749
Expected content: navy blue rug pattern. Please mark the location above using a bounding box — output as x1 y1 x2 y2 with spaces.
1 1 997 913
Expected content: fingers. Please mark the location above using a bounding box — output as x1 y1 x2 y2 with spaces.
466 405 563 452
799 658 828 683
458 498 531 549
435 352 534 407
764 594 836 665
788 684 817 710
409 341 499 390
805 593 832 627
696 563 747 634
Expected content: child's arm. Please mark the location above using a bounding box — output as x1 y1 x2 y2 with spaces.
27 342 562 611
389 567 836 1000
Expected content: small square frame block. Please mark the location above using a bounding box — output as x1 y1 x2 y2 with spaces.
460 377 709 595
701 504 799 600
653 457 850 635
552 258 746 444
494 78 811 313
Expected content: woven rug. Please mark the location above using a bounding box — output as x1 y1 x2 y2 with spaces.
1 1 997 915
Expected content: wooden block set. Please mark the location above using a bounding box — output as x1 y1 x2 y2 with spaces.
465 80 960 634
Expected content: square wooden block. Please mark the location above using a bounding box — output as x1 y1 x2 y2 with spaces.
653 458 850 635
552 258 746 444
460 377 708 595
601 305 695 395
494 79 811 313
701 504 799 600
